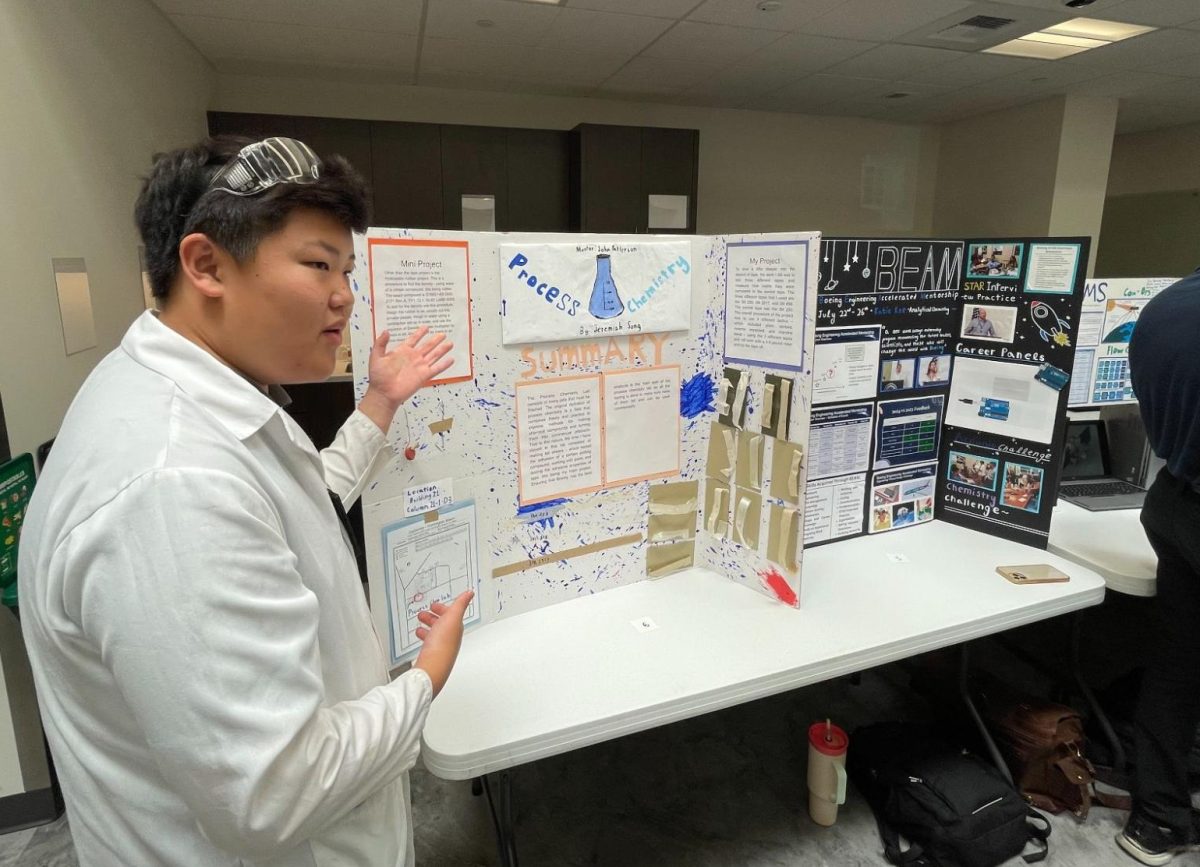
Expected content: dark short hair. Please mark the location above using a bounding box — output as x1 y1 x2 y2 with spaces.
134 136 370 300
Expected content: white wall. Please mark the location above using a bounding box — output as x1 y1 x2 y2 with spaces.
1108 119 1200 197
1049 97 1118 277
933 97 1066 239
0 0 212 797
211 72 941 240
0 0 213 458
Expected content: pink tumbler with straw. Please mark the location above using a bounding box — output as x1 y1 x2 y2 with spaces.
807 719 849 826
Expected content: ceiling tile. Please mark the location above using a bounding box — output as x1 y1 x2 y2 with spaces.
537 7 673 54
424 0 560 46
1065 26 1200 69
1093 0 1200 27
982 0 1125 11
1136 49 1200 77
169 14 417 67
686 0 844 31
598 56 725 95
516 46 632 85
641 20 785 65
800 0 974 42
566 0 699 17
213 58 415 85
150 0 422 32
764 73 899 105
419 36 525 77
896 2 1076 51
1066 71 1189 98
735 32 877 75
824 43 966 79
903 51 1041 86
1117 76 1200 106
417 72 598 99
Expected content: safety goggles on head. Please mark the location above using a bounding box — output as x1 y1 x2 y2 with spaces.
207 137 322 197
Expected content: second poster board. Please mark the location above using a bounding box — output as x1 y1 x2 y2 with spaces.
807 238 962 545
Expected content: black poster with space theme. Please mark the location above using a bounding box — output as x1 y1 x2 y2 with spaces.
805 238 964 546
936 237 1090 548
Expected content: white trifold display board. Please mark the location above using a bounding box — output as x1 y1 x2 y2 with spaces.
350 228 819 669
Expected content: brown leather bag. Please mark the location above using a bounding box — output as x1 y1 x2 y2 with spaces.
990 699 1129 818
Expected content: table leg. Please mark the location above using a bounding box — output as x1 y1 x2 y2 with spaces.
1069 611 1129 786
480 772 520 867
959 643 1014 785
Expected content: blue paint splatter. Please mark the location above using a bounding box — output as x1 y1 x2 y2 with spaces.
516 498 570 530
680 372 716 419
474 398 501 409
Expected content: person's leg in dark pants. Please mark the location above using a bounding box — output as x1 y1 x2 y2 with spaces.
1120 470 1200 864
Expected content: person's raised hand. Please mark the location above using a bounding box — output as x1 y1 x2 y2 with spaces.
358 327 454 433
412 590 474 698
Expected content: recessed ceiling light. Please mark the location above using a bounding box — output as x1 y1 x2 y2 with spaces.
984 38 1092 59
1021 31 1108 48
476 18 495 27
1046 17 1156 41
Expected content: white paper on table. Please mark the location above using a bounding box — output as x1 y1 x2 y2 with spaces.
515 374 603 504
367 237 473 384
602 365 681 486
380 500 481 664
498 240 691 344
724 239 810 371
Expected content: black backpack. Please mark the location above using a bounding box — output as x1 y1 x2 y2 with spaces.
848 722 1051 867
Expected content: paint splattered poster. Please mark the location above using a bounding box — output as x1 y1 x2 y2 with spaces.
351 228 818 633
936 237 1090 548
498 240 692 344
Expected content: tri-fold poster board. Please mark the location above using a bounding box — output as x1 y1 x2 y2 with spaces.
350 227 1092 667
351 229 818 666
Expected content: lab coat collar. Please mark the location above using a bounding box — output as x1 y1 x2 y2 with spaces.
122 311 287 441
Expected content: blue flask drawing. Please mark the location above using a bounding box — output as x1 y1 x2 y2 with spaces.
588 254 624 319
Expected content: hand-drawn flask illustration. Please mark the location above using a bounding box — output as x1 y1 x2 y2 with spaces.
588 253 625 319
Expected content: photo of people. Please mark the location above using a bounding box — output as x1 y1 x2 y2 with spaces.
916 497 933 521
968 243 1023 278
918 354 951 387
891 503 915 527
960 305 1017 343
874 485 899 506
1002 463 1044 512
880 359 914 392
947 451 999 491
872 507 892 532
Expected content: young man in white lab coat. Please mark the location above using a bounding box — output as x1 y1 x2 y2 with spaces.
19 136 472 866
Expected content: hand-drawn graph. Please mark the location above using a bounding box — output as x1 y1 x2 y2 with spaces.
381 500 480 664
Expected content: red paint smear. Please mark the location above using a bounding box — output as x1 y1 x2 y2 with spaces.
761 569 798 607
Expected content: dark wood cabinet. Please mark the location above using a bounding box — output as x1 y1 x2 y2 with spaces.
439 125 508 230
369 121 444 229
207 111 298 140
292 116 374 193
570 123 699 234
507 129 570 232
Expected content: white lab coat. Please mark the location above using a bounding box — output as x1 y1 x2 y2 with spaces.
19 311 431 866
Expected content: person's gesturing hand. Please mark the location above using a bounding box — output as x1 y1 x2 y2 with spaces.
358 327 454 433
412 590 474 698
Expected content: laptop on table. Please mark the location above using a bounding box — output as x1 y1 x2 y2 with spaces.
1058 420 1146 511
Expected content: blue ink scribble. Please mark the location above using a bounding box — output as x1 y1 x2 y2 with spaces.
680 372 716 419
